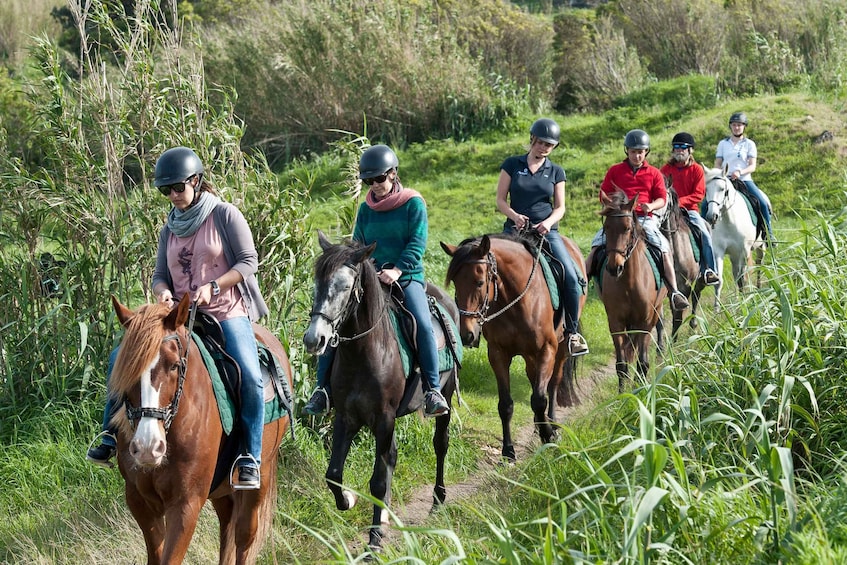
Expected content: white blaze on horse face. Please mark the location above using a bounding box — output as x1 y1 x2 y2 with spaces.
303 264 358 355
132 354 167 464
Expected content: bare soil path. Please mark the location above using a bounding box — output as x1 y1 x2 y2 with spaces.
382 362 615 546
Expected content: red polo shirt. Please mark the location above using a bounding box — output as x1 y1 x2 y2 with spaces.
660 161 705 211
600 160 666 217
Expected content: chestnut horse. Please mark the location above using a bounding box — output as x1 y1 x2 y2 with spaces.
597 192 665 391
302 232 460 552
109 296 292 565
441 232 586 461
659 185 704 337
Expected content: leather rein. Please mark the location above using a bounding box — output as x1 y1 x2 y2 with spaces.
456 235 544 326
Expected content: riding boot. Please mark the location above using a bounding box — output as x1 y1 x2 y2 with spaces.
662 252 689 311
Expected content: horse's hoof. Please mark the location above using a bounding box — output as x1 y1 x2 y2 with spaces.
342 490 357 509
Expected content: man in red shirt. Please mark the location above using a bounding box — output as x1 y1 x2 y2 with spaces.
659 132 720 286
586 129 690 311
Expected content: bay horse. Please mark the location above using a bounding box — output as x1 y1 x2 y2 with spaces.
597 191 665 391
440 231 586 461
659 184 704 337
702 166 765 304
109 296 292 565
302 231 460 552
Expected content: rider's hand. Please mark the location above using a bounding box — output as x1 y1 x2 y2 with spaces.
377 267 401 286
513 213 529 229
157 289 175 308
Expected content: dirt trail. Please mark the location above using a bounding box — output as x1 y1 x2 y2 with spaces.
383 363 614 545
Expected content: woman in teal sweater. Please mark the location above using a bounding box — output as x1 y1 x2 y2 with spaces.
303 145 449 417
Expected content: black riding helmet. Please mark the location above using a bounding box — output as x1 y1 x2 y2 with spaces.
154 146 204 187
358 145 399 179
729 112 748 125
624 129 650 150
530 118 561 145
671 132 696 148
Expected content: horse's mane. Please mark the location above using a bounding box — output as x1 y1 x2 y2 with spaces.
315 238 393 328
109 302 172 399
446 232 533 285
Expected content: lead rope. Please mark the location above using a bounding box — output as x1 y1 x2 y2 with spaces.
482 233 545 323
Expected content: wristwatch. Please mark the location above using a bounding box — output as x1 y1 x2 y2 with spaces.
210 280 220 296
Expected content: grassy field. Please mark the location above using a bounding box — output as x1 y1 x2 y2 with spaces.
3 86 847 563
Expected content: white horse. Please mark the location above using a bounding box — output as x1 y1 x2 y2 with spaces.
701 166 766 304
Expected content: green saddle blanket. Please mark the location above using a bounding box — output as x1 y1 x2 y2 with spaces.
191 334 290 436
390 302 464 378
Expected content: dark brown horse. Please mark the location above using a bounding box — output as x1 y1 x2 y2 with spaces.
109 296 292 565
659 185 704 336
597 192 665 391
441 232 586 461
302 232 460 552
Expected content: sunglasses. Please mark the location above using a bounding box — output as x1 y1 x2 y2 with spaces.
157 177 194 196
363 173 389 185
672 144 691 150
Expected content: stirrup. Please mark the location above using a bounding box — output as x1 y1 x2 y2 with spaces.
670 291 689 311
567 333 589 357
230 453 260 491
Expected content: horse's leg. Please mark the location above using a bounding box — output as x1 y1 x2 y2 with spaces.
547 348 568 419
368 415 398 551
211 497 236 565
160 496 207 564
488 347 516 461
432 373 453 505
125 485 166 565
326 416 361 512
611 330 630 393
526 346 557 445
655 317 665 357
636 332 651 378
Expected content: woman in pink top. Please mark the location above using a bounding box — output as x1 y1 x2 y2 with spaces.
88 147 268 491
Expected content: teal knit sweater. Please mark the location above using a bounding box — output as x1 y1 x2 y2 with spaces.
353 195 428 285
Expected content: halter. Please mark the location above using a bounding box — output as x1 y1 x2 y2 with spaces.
309 262 385 347
604 212 639 265
704 175 737 223
124 301 196 433
456 235 544 326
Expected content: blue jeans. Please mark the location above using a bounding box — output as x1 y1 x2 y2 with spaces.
315 279 441 394
99 316 263 466
221 316 264 466
685 210 718 273
506 228 583 334
743 180 772 235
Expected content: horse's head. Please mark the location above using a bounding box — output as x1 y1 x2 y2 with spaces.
110 295 192 469
600 191 640 278
702 165 731 226
441 235 495 348
303 230 379 356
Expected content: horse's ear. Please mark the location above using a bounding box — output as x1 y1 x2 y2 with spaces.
440 241 457 256
317 230 332 251
112 295 135 328
353 241 377 263
479 235 491 255
165 294 191 330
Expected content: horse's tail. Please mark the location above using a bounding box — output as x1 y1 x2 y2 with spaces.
556 352 580 408
245 445 279 563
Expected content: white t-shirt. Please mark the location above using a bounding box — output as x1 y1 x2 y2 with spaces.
715 136 757 181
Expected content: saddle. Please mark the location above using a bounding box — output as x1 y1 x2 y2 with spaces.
189 310 294 492
387 284 463 418
731 178 768 242
515 231 587 330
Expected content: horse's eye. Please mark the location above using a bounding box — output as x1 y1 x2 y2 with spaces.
171 363 180 372
476 280 484 289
